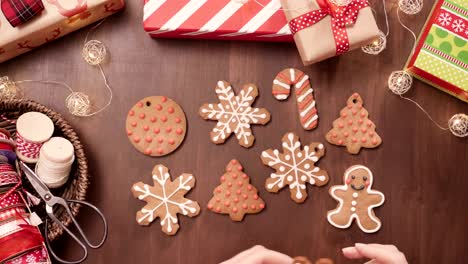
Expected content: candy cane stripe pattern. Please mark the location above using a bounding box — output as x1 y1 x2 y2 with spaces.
272 68 318 130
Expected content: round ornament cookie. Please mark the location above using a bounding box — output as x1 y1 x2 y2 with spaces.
126 96 187 157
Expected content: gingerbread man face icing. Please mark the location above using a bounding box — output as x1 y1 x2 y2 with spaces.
327 165 385 233
126 96 187 157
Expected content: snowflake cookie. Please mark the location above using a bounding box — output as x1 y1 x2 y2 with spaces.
199 81 271 148
131 164 200 235
261 132 329 203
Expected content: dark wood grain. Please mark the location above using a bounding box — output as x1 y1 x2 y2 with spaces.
0 0 467 263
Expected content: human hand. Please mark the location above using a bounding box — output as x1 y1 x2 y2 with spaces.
342 243 408 264
221 245 293 264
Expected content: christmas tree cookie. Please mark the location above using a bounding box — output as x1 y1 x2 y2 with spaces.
325 93 382 154
207 159 265 221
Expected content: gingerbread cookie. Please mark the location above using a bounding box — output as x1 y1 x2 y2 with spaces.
199 81 271 148
327 165 385 233
126 96 186 156
272 68 318 130
261 132 329 203
325 93 382 154
131 164 200 235
207 159 265 221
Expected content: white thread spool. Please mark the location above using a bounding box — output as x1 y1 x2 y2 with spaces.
16 112 54 163
36 137 74 188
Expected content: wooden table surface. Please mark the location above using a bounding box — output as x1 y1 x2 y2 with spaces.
1 0 467 263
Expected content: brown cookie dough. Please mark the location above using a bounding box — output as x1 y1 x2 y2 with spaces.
126 96 186 156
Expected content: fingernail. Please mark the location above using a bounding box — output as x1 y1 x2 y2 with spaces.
355 243 365 247
342 247 354 253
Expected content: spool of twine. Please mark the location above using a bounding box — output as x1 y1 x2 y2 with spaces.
36 137 74 189
15 112 54 163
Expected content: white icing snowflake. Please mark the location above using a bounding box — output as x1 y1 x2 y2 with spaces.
452 19 465 32
261 132 329 203
132 165 200 235
199 81 271 148
438 12 452 26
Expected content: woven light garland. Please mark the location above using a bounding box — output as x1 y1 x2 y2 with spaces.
362 30 387 55
0 76 23 99
398 0 423 15
388 71 412 95
0 20 112 117
448 114 468 138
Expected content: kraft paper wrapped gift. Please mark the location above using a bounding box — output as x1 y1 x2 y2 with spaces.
0 0 125 63
281 0 380 65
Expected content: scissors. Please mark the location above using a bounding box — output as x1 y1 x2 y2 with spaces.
19 161 108 264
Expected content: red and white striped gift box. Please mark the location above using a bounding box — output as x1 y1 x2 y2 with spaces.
143 0 294 42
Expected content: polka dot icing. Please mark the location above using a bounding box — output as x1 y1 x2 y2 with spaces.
125 96 187 157
207 159 266 221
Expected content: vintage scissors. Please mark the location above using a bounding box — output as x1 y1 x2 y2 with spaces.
19 161 108 264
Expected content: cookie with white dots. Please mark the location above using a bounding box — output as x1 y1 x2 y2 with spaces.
126 96 186 156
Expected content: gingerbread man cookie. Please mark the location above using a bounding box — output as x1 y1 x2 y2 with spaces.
126 96 186 156
207 159 265 221
327 165 385 233
325 93 382 154
199 81 271 148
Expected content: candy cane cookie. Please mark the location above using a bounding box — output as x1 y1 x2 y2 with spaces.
272 68 318 130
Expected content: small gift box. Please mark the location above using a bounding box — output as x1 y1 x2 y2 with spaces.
281 0 380 65
0 0 125 63
405 0 468 102
143 0 293 42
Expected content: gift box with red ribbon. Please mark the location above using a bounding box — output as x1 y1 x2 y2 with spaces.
281 0 380 65
143 0 293 42
405 0 468 102
0 0 125 63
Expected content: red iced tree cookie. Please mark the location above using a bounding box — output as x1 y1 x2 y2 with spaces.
325 93 382 154
207 159 265 221
327 165 385 233
126 96 187 156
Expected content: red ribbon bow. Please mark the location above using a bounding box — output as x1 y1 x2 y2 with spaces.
289 0 369 55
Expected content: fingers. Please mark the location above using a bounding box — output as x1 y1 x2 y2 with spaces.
222 245 292 264
354 243 397 263
342 243 408 264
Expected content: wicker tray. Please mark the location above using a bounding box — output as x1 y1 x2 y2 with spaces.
0 99 89 241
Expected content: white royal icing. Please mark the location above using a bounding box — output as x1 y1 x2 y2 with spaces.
263 133 327 200
133 165 198 234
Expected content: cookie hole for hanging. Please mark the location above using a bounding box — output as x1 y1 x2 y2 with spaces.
146 101 151 107
352 99 357 104
314 147 319 152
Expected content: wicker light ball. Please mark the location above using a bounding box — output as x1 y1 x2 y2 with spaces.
0 76 23 99
388 71 413 95
66 92 91 117
362 30 387 55
448 114 468 138
398 0 423 15
82 40 107 66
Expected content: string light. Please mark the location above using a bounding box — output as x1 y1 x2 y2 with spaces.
448 114 468 138
362 30 387 55
0 20 112 117
398 0 423 15
0 76 23 99
82 40 107 66
388 71 412 95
